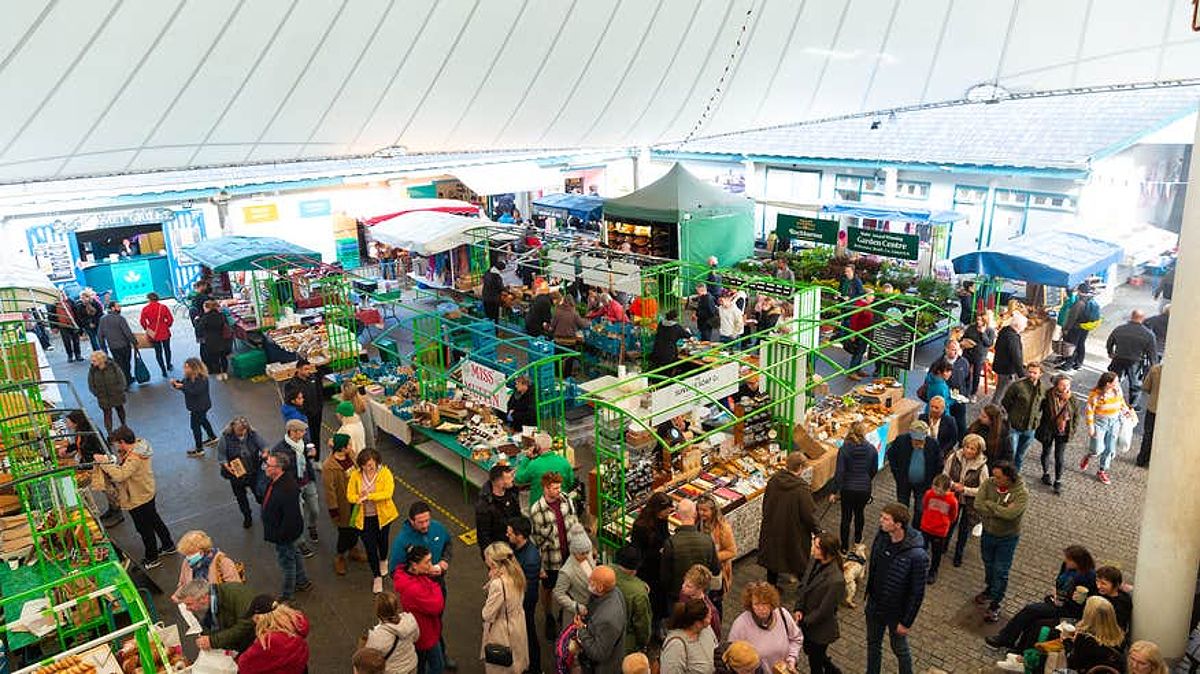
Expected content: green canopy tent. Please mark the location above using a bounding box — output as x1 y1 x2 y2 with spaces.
602 163 754 268
182 235 320 272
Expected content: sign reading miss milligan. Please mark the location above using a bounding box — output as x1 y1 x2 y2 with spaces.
847 226 919 261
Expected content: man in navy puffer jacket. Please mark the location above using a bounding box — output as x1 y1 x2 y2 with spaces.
864 503 929 674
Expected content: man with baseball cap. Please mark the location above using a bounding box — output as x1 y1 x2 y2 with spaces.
886 420 943 527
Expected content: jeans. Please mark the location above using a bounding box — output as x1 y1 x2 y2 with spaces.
274 539 310 599
840 490 870 547
417 642 445 674
229 478 254 520
61 329 81 360
865 610 912 674
83 326 101 351
189 410 215 450
1041 434 1068 483
1137 411 1156 466
360 515 391 578
1108 357 1143 407
101 405 127 434
1010 429 1036 472
1066 327 1088 367
967 357 985 397
129 497 173 561
1088 415 1120 471
151 339 173 374
981 532 1019 605
949 504 977 563
848 339 870 373
299 481 320 540
110 345 133 385
895 481 926 527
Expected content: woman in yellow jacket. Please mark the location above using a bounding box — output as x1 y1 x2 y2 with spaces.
346 448 399 594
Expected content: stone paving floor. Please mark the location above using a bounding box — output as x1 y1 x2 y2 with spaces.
34 280 1163 673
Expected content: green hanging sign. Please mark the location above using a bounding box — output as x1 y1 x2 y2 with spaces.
776 214 839 246
846 226 919 260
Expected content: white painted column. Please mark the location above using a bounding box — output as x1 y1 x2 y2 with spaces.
1131 114 1200 656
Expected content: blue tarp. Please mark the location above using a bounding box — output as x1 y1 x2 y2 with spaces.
183 236 320 272
821 202 965 225
531 193 603 221
951 230 1124 288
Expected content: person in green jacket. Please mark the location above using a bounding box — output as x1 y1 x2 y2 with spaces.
974 462 1028 624
999 361 1046 473
514 437 574 507
614 545 652 655
178 579 259 653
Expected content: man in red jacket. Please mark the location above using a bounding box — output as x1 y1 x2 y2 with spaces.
847 291 877 380
139 292 174 377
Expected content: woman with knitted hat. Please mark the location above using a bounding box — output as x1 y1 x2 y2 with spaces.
552 523 594 627
336 399 367 458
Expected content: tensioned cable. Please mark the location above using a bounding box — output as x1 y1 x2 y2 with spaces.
677 1 756 145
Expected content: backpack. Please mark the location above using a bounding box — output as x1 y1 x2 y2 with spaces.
212 551 246 584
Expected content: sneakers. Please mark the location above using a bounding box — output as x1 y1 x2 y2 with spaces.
974 591 991 606
372 577 383 594
1053 482 1062 495
379 561 388 577
142 557 162 570
242 515 253 529
1097 470 1111 485
1041 474 1052 486
295 579 313 593
334 555 347 576
985 635 1010 649
299 544 316 559
204 436 219 447
952 557 963 568
1079 454 1091 470
187 448 205 458
160 545 177 555
308 527 319 543
984 604 1002 623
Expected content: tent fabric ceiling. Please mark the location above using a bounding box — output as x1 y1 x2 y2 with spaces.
2 0 1199 184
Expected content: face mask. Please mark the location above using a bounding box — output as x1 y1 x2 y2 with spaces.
186 552 204 566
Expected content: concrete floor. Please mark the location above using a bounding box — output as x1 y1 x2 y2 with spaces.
43 280 1161 673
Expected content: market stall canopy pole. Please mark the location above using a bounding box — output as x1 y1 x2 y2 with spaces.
951 230 1125 288
181 236 321 273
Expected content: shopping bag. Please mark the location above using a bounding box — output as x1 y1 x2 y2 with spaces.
192 649 239 674
133 351 151 384
1116 413 1138 454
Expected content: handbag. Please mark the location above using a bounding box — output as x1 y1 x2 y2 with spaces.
133 351 151 384
484 579 515 667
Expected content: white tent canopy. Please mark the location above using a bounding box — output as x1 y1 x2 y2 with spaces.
1 0 1198 184
0 254 61 311
369 211 492 257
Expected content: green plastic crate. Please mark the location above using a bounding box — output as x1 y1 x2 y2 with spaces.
230 348 267 379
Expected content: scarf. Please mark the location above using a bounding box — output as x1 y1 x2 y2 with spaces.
191 549 218 582
549 498 568 558
285 435 308 478
1051 393 1071 435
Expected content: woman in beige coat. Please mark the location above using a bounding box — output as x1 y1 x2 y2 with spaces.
481 542 529 674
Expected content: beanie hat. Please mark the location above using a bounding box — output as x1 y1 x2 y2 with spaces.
722 642 760 670
567 524 592 555
331 433 350 450
336 401 356 417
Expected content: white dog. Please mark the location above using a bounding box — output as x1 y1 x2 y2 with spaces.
842 543 868 608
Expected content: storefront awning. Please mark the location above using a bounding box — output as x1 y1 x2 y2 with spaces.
182 236 320 272
362 199 481 227
951 230 1124 288
370 211 495 256
450 162 563 197
822 202 965 225
0 254 60 310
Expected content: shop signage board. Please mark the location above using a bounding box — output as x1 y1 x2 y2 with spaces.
298 199 332 218
462 358 511 409
111 259 154 303
242 204 279 224
846 226 919 260
648 361 740 426
871 319 917 370
776 214 839 246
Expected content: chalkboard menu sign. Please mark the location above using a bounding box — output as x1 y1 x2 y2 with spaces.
871 319 916 370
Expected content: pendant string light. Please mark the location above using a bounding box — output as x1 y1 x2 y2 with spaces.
678 2 756 146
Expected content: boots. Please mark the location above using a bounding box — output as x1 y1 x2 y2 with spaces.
334 554 348 576
349 545 368 562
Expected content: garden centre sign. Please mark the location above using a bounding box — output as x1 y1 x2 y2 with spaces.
776 214 838 246
847 226 919 260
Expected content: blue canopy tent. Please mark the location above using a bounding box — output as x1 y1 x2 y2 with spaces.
820 203 966 225
952 230 1124 288
182 236 320 272
531 193 604 223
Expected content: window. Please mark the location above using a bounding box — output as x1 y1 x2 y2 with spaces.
953 185 987 205
764 168 821 202
896 180 930 200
